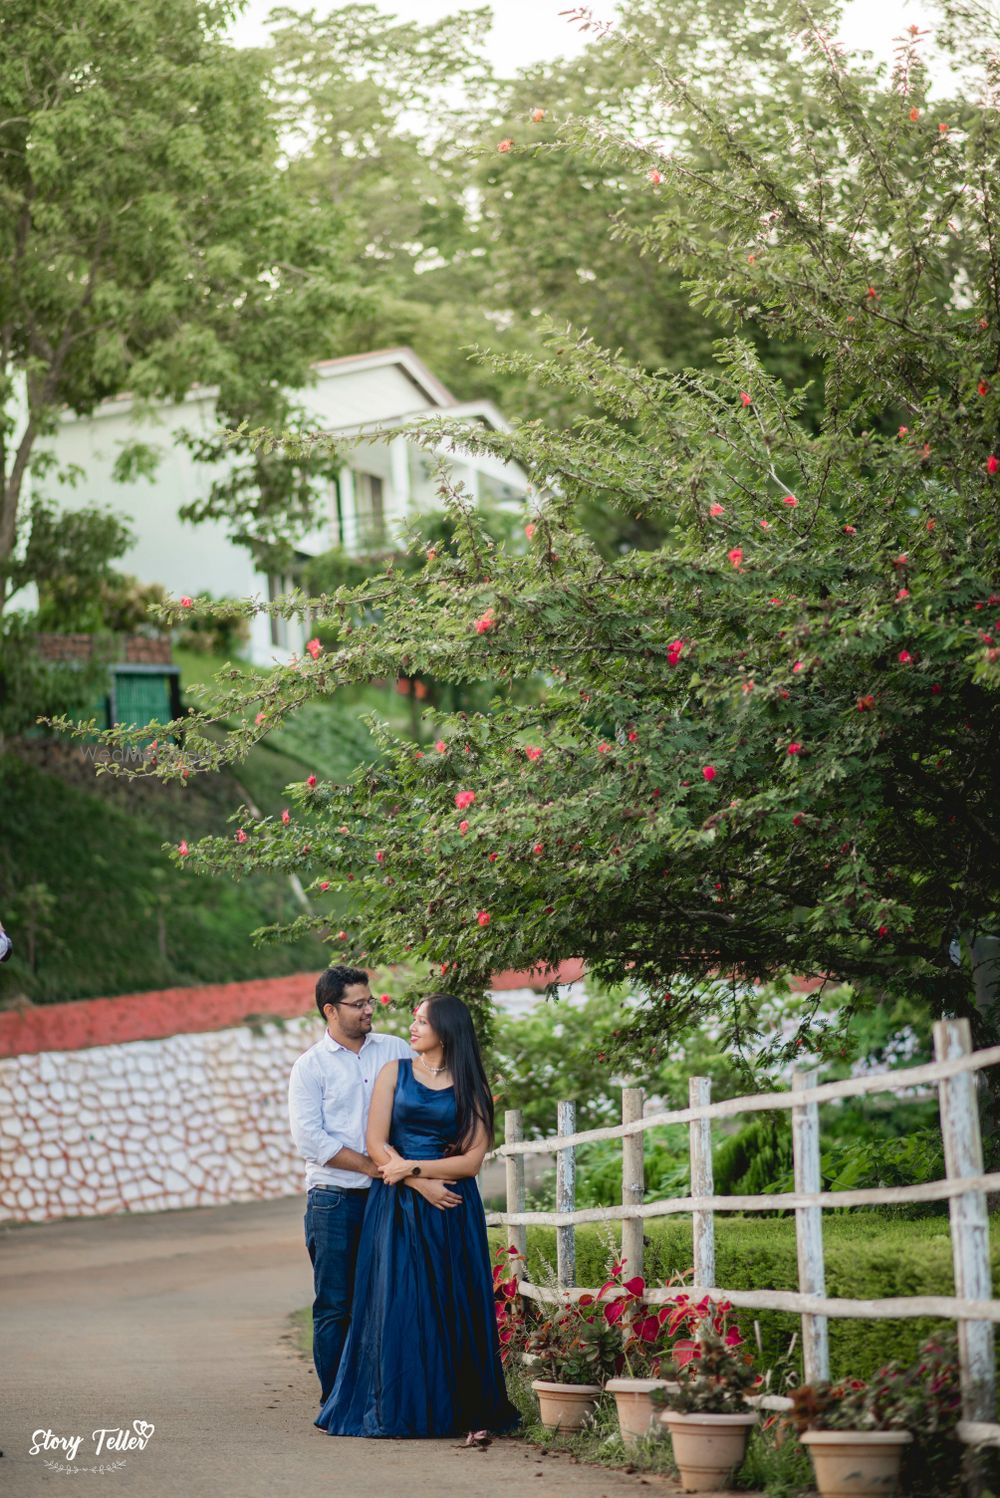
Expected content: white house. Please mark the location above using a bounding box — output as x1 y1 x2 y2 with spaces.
40 348 528 665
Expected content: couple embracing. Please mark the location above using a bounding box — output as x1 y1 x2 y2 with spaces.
288 965 520 1441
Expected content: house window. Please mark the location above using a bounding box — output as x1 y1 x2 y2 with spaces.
267 573 294 649
353 470 385 546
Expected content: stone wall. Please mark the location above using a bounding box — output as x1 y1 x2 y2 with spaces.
0 1016 318 1224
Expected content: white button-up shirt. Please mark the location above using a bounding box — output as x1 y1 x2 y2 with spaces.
288 1029 413 1190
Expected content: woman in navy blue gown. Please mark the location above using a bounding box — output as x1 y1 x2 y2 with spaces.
315 993 520 1440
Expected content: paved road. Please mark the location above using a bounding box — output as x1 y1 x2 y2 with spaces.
1 1197 678 1498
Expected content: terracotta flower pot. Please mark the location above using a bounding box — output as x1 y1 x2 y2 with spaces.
530 1378 603 1432
606 1377 679 1446
659 1409 757 1492
800 1429 913 1497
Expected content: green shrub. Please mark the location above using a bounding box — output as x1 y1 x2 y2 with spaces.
0 748 329 1003
488 1213 1000 1381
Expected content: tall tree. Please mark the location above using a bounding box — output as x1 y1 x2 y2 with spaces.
262 3 500 399
72 1 1000 1072
0 0 355 605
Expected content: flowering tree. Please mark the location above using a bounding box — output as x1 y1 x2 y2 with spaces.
75 1 1000 1066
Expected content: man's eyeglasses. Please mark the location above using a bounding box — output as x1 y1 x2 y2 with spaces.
335 999 375 1012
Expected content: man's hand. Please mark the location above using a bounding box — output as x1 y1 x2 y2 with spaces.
408 1178 462 1211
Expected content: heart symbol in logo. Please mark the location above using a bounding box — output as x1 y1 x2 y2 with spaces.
133 1422 155 1441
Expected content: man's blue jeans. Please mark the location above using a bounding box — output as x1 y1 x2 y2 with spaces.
304 1186 370 1403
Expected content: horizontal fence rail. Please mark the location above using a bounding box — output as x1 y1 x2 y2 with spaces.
484 1042 1000 1161
485 1019 999 1452
488 1171 1000 1224
514 1280 1000 1323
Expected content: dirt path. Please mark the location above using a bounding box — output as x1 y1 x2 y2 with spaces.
1 1197 684 1498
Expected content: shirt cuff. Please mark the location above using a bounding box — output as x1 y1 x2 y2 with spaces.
317 1131 347 1166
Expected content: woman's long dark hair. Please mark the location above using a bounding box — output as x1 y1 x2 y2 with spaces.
423 993 494 1154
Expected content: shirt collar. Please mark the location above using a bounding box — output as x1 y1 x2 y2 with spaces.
323 1029 376 1054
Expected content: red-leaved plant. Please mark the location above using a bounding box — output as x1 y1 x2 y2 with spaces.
596 1261 697 1378
492 1244 526 1366
652 1296 762 1415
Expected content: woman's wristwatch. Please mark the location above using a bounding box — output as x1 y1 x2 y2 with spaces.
409 1164 422 1177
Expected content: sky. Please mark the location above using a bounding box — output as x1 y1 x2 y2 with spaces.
229 0 938 78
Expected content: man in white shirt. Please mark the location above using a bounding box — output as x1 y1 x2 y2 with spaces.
288 965 460 1404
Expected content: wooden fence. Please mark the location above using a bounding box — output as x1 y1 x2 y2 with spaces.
484 1018 1000 1449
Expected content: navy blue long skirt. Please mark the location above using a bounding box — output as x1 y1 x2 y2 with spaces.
315 1060 520 1438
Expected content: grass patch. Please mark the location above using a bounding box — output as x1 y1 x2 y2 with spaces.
290 1305 312 1361
507 1358 813 1494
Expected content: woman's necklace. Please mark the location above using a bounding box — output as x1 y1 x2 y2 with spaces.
418 1055 449 1077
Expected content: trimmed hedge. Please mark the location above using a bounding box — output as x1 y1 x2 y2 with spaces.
488 1212 1000 1380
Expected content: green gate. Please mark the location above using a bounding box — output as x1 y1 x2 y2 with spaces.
110 666 181 736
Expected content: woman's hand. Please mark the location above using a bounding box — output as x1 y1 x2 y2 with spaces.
378 1144 415 1186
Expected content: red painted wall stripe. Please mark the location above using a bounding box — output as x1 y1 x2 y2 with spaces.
0 960 587 1058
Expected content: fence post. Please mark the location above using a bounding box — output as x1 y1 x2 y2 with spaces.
689 1077 716 1290
504 1109 527 1280
792 1068 830 1384
621 1087 645 1278
934 1019 996 1426
556 1099 576 1289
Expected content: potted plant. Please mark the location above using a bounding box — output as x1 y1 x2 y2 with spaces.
655 1303 760 1493
602 1266 689 1447
525 1291 621 1432
790 1334 961 1498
